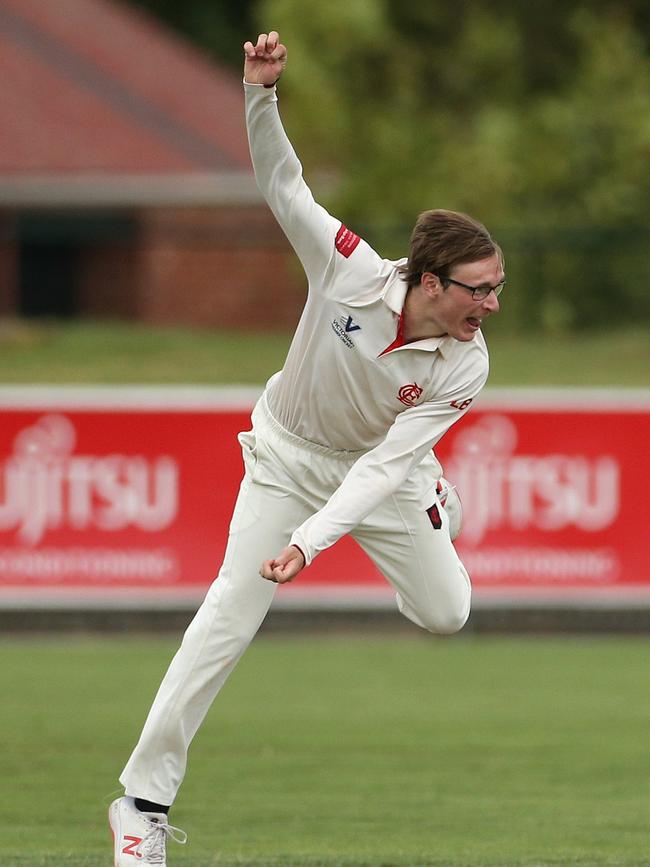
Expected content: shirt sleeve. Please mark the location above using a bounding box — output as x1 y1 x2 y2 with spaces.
245 82 338 286
289 364 488 564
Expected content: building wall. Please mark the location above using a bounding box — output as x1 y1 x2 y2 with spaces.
134 206 304 330
78 243 139 319
0 213 17 315
4 204 306 330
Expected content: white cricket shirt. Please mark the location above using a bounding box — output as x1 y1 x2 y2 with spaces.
245 83 489 564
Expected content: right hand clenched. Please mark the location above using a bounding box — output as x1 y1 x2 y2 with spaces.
243 31 287 87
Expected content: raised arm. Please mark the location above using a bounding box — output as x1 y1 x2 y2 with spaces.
243 31 338 285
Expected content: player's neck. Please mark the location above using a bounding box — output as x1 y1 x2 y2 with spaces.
403 286 447 343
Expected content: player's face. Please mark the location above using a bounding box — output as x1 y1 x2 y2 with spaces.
427 253 503 342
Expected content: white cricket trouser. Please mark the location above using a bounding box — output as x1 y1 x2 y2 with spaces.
119 395 471 805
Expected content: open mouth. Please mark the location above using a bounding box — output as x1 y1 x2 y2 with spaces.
466 317 481 331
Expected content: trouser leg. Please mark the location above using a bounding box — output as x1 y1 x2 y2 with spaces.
352 475 471 635
119 465 311 806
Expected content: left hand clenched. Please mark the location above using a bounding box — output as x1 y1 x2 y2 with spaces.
260 545 305 584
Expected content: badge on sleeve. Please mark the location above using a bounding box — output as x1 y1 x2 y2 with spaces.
335 224 361 258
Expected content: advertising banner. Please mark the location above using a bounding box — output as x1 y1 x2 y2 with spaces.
0 387 648 608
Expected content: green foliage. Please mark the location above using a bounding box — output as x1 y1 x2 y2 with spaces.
130 0 255 68
126 0 649 333
256 0 650 332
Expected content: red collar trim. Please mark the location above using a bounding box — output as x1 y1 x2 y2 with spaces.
379 311 406 357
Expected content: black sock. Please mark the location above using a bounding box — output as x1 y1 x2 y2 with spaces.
135 797 170 815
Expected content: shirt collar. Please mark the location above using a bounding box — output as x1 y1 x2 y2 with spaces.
383 260 408 315
382 262 453 359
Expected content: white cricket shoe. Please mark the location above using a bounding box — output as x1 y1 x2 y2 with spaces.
109 796 187 866
436 477 463 541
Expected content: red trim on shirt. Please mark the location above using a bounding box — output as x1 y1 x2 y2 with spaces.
379 311 406 357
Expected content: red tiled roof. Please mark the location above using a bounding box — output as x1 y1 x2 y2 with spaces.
0 0 251 173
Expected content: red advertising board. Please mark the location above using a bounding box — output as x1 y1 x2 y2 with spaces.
0 387 648 607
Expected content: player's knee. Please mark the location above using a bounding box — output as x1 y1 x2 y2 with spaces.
411 598 469 635
424 564 472 634
425 604 470 635
182 597 259 652
396 591 470 635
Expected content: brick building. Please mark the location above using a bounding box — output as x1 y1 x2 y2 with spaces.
0 0 303 329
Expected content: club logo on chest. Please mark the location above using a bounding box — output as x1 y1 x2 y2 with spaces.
397 382 423 407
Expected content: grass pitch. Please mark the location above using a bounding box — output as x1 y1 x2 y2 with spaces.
0 319 648 386
1 634 649 866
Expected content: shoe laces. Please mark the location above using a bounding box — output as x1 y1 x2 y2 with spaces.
135 817 187 864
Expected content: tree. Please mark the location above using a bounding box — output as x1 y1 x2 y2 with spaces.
256 0 650 331
132 0 650 331
130 0 255 69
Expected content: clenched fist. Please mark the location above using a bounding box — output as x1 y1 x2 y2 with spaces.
260 545 305 584
243 31 287 87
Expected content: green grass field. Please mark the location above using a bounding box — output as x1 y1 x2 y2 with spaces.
2 634 649 866
1 321 648 866
0 320 649 386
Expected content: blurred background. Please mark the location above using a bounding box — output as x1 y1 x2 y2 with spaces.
1 4 650 865
0 0 649 621
0 0 648 378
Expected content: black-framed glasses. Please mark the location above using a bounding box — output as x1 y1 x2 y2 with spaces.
434 274 506 301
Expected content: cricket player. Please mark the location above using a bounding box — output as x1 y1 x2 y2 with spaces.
109 30 504 866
